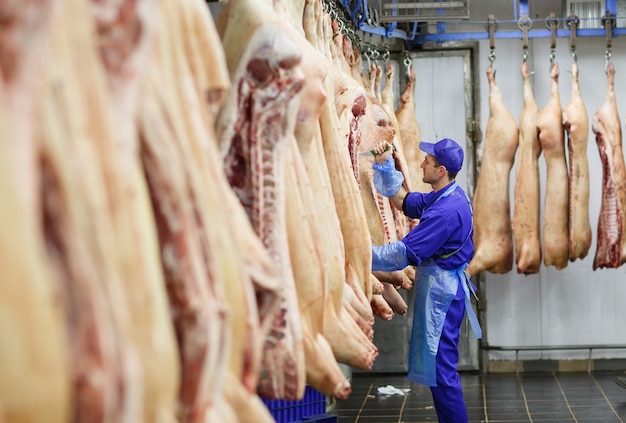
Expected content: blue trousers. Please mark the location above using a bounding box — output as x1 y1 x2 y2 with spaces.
430 280 468 423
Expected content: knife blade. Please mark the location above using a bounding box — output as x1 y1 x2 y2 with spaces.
358 144 396 158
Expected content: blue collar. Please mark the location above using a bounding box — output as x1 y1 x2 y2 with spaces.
425 181 457 209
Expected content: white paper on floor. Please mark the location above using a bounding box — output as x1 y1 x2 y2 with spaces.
377 385 411 396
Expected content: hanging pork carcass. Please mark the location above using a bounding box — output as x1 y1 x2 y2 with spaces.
138 0 250 420
513 62 543 274
140 0 288 419
217 1 307 399
89 0 192 420
320 19 375 310
592 63 626 269
301 1 379 370
0 3 73 421
286 138 352 399
0 76 71 423
178 0 284 400
39 0 184 419
467 65 518 276
563 62 592 261
396 66 431 195
269 1 353 398
537 62 569 269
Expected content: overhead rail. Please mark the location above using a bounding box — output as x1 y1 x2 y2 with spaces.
335 0 625 45
407 16 626 45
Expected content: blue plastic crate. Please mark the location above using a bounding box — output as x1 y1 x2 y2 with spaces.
262 386 332 423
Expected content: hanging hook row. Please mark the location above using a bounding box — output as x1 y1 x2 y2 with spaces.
546 12 557 65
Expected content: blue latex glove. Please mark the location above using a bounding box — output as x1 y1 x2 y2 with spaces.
372 241 410 272
372 157 404 197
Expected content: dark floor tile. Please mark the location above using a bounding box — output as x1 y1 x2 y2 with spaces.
484 400 526 411
356 416 403 422
355 407 400 417
526 402 571 413
569 405 624 420
487 411 531 421
527 410 576 420
337 413 358 423
331 371 626 422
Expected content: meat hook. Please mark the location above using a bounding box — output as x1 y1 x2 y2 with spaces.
364 48 372 69
605 49 613 75
382 49 390 63
403 56 412 74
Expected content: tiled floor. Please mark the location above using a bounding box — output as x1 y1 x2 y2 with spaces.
331 371 626 422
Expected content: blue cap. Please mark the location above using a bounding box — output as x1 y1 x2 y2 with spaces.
419 138 464 173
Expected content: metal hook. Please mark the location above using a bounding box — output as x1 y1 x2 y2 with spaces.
488 50 496 65
571 50 578 63
605 49 612 74
523 49 529 64
549 50 556 65
382 49 390 63
404 56 412 70
364 49 371 69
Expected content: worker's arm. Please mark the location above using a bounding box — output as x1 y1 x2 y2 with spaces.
371 241 409 272
372 141 407 211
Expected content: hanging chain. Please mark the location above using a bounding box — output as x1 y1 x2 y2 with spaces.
546 13 557 66
602 12 615 73
487 14 497 66
567 13 579 63
518 14 532 63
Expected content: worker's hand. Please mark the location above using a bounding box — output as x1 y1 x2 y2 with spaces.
373 141 394 164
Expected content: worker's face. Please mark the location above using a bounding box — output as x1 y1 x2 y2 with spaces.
420 154 444 185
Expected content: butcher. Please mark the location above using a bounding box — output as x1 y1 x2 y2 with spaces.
369 139 481 423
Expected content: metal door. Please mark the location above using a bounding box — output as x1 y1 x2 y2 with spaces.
370 48 481 373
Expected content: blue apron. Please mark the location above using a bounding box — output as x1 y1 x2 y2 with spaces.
408 183 482 387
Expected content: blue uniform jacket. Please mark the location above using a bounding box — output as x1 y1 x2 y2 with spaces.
401 182 473 270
